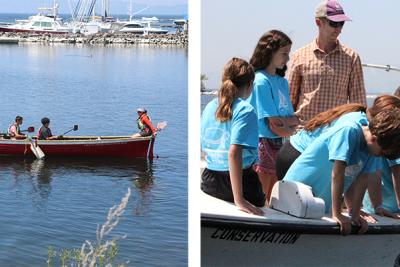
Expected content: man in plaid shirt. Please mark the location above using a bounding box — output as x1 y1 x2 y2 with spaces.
289 0 367 123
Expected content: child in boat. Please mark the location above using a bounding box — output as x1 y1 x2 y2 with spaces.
247 30 299 203
8 115 26 139
278 96 400 235
201 57 265 215
133 108 157 137
38 117 61 140
363 92 400 218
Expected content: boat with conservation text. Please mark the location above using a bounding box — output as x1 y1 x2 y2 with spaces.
201 191 400 267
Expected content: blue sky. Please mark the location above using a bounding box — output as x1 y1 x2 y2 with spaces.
0 0 187 15
201 0 400 94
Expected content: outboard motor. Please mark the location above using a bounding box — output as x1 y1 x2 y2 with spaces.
270 180 325 219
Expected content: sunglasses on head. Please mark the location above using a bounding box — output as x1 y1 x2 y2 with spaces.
326 19 345 28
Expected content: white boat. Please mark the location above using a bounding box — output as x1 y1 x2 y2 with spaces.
0 2 70 34
108 0 168 35
110 20 168 35
141 16 159 22
201 190 400 266
173 19 186 26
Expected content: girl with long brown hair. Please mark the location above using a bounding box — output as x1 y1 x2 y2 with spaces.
201 58 265 215
248 30 299 204
277 95 400 235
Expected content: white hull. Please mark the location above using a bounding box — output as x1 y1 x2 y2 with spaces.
201 192 400 266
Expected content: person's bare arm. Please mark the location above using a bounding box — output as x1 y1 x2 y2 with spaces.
228 144 263 216
332 160 352 235
268 116 300 137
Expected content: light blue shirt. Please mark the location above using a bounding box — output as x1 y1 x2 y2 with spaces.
201 98 258 171
363 157 400 213
283 116 381 213
290 111 369 153
248 70 294 138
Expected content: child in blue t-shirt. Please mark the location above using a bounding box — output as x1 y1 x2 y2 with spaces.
201 58 265 215
362 93 400 218
279 98 400 235
247 30 299 204
363 157 400 218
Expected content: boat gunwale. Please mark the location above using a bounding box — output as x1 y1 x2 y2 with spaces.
0 135 153 144
0 135 152 145
202 214 400 235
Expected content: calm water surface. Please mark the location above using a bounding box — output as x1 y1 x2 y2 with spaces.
0 44 187 266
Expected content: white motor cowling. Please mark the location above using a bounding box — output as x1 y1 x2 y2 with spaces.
269 180 325 219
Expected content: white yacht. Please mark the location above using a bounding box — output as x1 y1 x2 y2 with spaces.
0 3 70 34
110 20 168 35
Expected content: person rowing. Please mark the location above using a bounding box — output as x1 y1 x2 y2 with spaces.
37 117 62 140
8 116 26 140
132 108 157 138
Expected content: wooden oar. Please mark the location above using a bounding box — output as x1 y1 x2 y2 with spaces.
62 125 79 135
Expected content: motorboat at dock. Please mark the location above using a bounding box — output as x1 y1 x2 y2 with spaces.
109 20 168 35
0 3 70 34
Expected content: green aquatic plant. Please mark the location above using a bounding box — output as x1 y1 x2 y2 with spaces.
47 246 56 267
46 188 131 267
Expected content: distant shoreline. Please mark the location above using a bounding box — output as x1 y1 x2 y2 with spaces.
0 32 188 46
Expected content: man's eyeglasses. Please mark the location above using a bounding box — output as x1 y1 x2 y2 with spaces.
326 19 345 28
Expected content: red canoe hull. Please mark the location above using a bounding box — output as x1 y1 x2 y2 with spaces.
0 136 155 158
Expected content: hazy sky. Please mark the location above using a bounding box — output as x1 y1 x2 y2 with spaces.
201 0 400 94
0 0 187 15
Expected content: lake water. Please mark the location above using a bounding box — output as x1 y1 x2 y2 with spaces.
0 43 187 266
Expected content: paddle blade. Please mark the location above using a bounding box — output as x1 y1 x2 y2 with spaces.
27 126 35 133
157 121 168 130
30 142 45 159
73 125 78 131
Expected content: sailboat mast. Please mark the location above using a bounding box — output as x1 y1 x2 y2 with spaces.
103 0 109 18
53 0 57 18
128 0 133 21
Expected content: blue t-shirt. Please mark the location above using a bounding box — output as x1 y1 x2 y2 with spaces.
201 98 258 171
363 157 400 213
247 70 294 138
283 117 381 213
290 112 369 153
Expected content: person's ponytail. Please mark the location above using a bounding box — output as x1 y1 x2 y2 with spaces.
214 58 254 122
216 79 239 122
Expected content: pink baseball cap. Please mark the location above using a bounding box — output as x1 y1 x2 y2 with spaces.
315 0 351 22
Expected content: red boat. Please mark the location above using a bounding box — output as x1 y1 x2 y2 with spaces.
0 136 155 158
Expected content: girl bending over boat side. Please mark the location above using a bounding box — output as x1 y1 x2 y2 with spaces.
277 95 400 220
277 96 400 235
201 58 265 215
363 92 400 218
